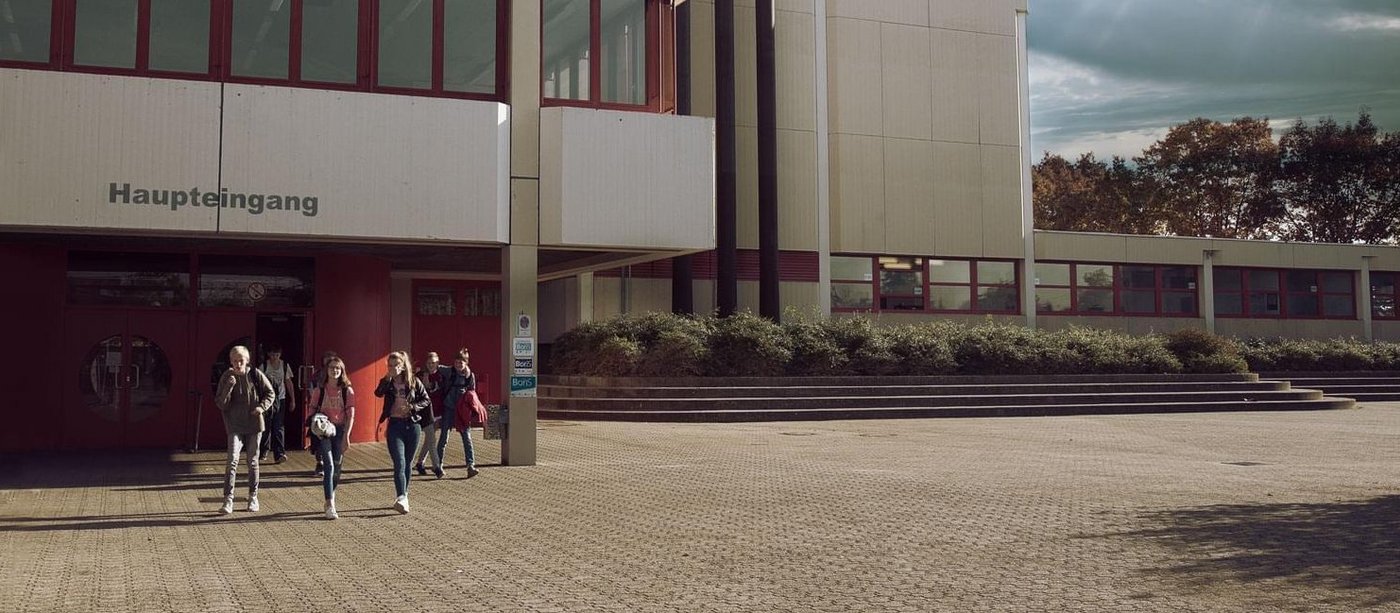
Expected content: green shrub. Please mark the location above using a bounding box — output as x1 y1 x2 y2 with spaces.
947 322 1049 375
824 317 900 375
1162 328 1248 373
885 323 957 375
1238 337 1395 372
1055 327 1182 374
590 336 642 376
784 319 849 375
548 320 614 375
635 329 709 376
705 312 792 376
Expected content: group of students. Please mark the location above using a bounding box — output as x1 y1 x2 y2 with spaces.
213 345 484 520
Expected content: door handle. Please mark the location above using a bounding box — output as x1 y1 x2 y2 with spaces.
129 364 142 390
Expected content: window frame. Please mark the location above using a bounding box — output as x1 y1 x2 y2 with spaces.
829 255 1021 315
1036 262 1200 317
1 0 510 102
539 0 674 113
1212 267 1356 320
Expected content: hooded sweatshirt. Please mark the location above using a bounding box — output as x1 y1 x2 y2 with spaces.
215 368 276 434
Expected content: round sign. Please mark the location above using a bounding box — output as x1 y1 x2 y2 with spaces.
247 282 267 303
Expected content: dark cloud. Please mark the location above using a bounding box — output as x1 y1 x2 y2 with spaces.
1028 0 1400 158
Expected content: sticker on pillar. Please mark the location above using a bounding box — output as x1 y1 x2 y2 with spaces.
513 357 534 375
510 375 537 397
512 338 536 358
515 313 532 338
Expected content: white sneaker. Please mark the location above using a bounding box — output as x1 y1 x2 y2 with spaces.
219 498 234 515
247 496 260 512
393 495 409 514
325 500 338 520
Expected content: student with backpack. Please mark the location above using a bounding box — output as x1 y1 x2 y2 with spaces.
257 345 295 464
214 345 275 515
307 356 355 520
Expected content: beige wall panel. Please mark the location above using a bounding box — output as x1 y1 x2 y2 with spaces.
593 278 623 320
630 279 674 315
1213 319 1288 339
829 134 886 253
1126 317 1206 336
0 70 220 233
538 108 716 250
928 28 980 144
931 141 983 256
220 85 510 241
1290 243 1363 269
827 17 884 137
781 281 823 314
1036 317 1130 334
1364 247 1400 271
776 9 817 132
1210 239 1290 268
693 279 718 315
537 277 574 344
737 125 760 249
1215 319 1363 340
778 129 820 250
883 139 937 255
1373 322 1400 342
735 4 759 128
690 1 717 118
730 0 813 13
828 0 929 26
980 144 1024 258
976 33 1020 146
842 312 1024 327
930 0 1014 36
512 179 540 246
1036 232 1128 262
510 0 541 176
1118 234 1213 265
881 23 933 141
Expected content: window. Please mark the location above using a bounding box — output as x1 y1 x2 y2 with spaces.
541 0 673 111
2 1 507 100
1372 272 1397 319
830 256 873 310
67 251 190 307
197 255 314 308
830 255 1020 314
1038 262 1197 316
1213 267 1354 319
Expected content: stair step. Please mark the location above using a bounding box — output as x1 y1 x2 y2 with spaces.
539 389 1323 411
542 373 1259 387
540 398 1356 422
539 381 1290 399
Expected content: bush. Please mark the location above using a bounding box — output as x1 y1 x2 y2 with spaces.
1238 337 1393 372
634 329 709 377
1055 327 1182 374
590 336 642 376
547 320 614 375
705 312 792 376
784 319 849 375
947 321 1050 375
885 323 957 375
823 317 900 375
1163 328 1247 373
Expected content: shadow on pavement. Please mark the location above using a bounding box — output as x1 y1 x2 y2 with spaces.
1113 495 1400 608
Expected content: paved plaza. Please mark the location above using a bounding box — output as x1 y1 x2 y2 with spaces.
2 405 1398 612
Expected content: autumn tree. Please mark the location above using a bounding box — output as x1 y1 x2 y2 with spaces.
1133 117 1282 239
1276 111 1398 244
1032 152 1164 234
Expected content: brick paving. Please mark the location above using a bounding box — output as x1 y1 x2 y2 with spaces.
2 405 1399 612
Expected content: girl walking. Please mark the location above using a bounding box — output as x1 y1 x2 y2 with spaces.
375 351 430 514
308 357 355 519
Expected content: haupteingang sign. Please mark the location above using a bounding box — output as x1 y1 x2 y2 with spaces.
107 182 320 217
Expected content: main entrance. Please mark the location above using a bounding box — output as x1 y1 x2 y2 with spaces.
63 310 190 449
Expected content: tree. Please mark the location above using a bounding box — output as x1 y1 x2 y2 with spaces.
1032 152 1164 234
1134 117 1282 239
1276 111 1398 244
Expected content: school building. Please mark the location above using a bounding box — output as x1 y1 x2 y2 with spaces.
3 1 1397 458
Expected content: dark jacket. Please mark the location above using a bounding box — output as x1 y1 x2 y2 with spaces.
441 367 476 412
215 368 276 434
374 377 431 425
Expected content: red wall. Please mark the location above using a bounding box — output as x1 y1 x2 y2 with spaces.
314 254 391 444
0 245 66 451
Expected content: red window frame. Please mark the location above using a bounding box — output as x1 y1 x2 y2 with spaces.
539 0 674 113
1037 262 1199 317
1213 267 1356 320
1372 272 1398 320
830 255 1022 315
0 0 509 102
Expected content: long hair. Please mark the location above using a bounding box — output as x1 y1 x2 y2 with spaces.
319 357 351 389
390 351 417 389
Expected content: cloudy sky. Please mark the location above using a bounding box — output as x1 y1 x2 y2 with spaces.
1027 0 1400 161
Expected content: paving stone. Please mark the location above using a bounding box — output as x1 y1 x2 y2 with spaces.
2 406 1399 612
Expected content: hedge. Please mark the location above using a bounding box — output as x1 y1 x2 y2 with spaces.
546 313 1270 377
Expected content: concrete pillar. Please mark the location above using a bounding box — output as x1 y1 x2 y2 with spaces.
501 244 537 466
1361 256 1374 341
1201 250 1217 333
1015 9 1036 330
578 272 595 324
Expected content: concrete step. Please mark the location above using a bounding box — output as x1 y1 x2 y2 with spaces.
1344 393 1400 402
539 380 1291 399
542 373 1260 388
539 389 1324 412
539 397 1356 422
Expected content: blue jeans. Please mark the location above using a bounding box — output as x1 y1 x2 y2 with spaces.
435 403 476 467
386 419 420 498
259 399 286 459
316 427 347 500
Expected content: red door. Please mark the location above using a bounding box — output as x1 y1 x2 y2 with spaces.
193 311 256 450
63 310 189 449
